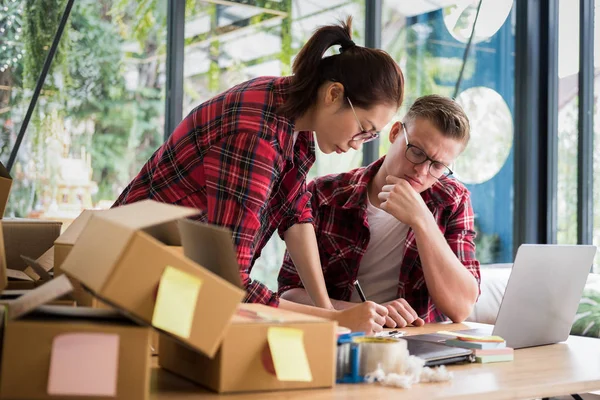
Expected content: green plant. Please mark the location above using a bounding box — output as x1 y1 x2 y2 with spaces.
571 290 600 338
22 0 69 89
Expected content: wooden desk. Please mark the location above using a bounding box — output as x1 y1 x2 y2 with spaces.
151 322 600 400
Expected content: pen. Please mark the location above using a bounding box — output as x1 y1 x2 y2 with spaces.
353 279 367 302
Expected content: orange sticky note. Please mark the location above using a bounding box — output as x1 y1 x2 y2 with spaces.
47 333 119 396
267 327 313 382
152 265 203 339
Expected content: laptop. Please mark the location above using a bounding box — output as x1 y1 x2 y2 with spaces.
376 330 475 366
407 244 597 349
405 339 474 366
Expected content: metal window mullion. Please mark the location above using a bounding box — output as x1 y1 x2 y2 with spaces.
514 0 543 251
164 0 186 141
541 0 559 244
577 0 594 245
363 0 382 166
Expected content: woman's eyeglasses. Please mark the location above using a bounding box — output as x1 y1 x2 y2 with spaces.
347 97 379 143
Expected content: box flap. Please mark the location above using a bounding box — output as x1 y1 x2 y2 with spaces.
54 210 98 245
7 275 73 320
99 200 199 231
178 219 242 289
23 266 41 281
0 289 29 300
60 216 133 293
18 304 141 325
0 222 5 292
6 268 32 281
0 161 12 219
233 304 329 324
20 255 52 281
35 246 54 272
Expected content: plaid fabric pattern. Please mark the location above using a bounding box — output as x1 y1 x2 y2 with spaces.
278 157 480 322
114 76 316 306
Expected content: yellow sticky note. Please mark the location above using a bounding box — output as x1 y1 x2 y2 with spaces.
267 327 313 382
152 266 202 339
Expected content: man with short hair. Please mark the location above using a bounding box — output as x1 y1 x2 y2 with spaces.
278 95 481 328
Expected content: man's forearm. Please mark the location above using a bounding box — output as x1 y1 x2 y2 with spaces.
412 215 479 322
280 288 355 310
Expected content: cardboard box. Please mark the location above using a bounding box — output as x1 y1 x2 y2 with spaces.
0 161 11 219
53 210 97 276
1 219 61 270
60 200 246 358
0 219 60 292
4 268 46 290
0 225 6 293
0 161 12 292
159 303 337 393
0 276 151 400
50 210 106 306
151 330 160 356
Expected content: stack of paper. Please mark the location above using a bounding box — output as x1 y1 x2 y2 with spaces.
444 337 506 349
439 331 514 363
473 348 514 364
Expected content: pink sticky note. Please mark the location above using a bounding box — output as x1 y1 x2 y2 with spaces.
48 333 120 397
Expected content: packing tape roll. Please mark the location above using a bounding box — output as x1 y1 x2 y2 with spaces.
354 337 409 376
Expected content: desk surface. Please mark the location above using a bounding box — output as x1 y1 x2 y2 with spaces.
150 322 600 400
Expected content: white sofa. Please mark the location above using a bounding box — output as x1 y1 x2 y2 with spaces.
467 264 600 325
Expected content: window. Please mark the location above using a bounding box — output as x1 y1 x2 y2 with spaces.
0 0 167 227
557 0 580 247
182 1 365 291
594 0 600 272
381 0 516 264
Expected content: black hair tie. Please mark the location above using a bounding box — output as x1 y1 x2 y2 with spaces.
339 39 356 54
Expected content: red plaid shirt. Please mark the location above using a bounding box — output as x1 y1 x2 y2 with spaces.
114 76 315 306
278 157 480 322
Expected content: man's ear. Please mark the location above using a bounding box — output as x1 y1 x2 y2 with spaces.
389 122 402 144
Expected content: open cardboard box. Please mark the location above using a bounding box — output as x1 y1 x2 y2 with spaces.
159 303 337 393
0 161 62 292
2 219 61 271
60 200 246 358
1 221 62 291
0 275 151 400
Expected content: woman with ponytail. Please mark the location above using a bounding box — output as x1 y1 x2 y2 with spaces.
114 17 404 334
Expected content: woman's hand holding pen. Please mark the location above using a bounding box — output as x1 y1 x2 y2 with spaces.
353 279 424 329
333 302 388 335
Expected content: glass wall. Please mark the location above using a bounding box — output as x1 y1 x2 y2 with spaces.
594 0 600 272
381 0 516 264
5 0 595 284
180 0 366 290
0 0 167 229
557 0 579 246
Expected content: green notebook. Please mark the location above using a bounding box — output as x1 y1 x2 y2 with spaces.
475 354 514 364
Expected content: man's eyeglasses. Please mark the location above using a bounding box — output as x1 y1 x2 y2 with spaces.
402 123 453 180
347 97 379 143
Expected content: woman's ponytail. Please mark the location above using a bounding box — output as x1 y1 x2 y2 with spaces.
280 16 404 118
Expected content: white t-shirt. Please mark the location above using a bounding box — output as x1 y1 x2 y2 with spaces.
350 195 409 304
293 131 300 146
